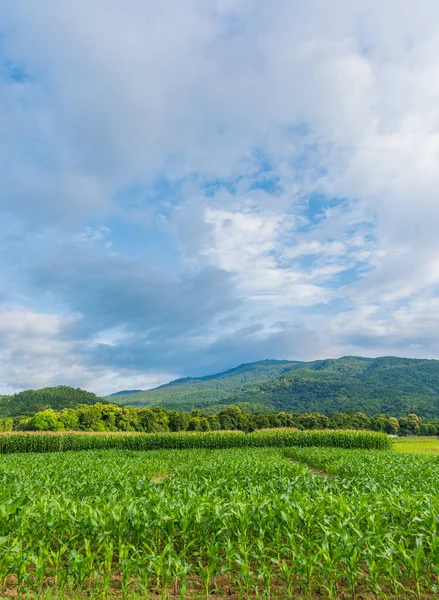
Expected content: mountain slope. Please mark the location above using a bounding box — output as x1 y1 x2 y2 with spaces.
221 357 439 417
108 360 302 410
109 356 439 417
0 386 103 417
109 390 142 397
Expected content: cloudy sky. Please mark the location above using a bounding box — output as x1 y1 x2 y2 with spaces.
1 0 439 394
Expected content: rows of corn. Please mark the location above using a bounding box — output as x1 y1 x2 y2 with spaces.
0 428 391 453
0 444 438 598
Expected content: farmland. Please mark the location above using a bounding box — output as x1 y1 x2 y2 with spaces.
0 430 438 599
0 429 390 454
393 435 439 454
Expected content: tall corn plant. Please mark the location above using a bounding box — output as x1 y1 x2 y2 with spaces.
0 429 392 454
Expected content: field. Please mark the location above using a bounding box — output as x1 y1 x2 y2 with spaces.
0 429 390 453
0 431 438 599
394 435 439 454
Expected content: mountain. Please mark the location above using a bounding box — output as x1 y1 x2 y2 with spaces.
109 390 142 397
107 360 300 411
0 386 104 417
108 356 439 417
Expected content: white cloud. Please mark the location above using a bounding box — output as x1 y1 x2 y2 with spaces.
0 308 65 336
325 294 439 359
174 195 330 306
0 307 77 391
284 241 346 259
0 306 176 394
1 1 439 390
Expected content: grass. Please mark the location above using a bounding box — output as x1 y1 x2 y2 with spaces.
393 435 439 454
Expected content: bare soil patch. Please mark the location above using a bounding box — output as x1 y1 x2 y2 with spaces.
151 473 169 483
288 457 332 478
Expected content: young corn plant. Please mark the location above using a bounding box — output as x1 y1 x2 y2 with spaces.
1 443 438 598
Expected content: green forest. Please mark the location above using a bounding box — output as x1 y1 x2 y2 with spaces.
0 386 103 417
108 356 439 417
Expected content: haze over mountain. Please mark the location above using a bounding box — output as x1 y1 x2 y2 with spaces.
108 356 439 418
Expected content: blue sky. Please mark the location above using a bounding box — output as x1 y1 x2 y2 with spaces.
1 0 439 394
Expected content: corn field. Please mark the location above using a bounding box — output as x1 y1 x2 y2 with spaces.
0 444 438 598
0 428 391 453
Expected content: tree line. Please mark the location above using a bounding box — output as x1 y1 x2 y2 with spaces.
0 403 435 435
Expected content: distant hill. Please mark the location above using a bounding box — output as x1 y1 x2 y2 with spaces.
0 386 104 417
108 360 300 411
109 390 142 397
108 356 439 417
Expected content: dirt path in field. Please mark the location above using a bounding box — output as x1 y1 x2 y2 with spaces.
288 458 332 478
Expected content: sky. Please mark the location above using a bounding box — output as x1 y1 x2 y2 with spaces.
1 0 439 395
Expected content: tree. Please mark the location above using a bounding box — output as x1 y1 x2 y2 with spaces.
115 406 140 431
218 412 234 430
353 412 370 430
168 411 190 432
298 413 329 430
407 413 421 435
139 408 164 432
153 408 170 432
386 417 399 435
188 417 201 431
199 417 210 431
277 412 295 427
220 407 250 431
0 418 13 432
58 408 79 430
253 414 270 429
369 414 388 432
420 422 437 435
77 405 105 431
28 409 63 431
268 414 282 428
207 415 220 430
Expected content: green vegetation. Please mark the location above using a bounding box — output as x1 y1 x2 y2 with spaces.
393 435 439 454
0 386 102 417
12 401 433 438
110 356 439 417
6 356 439 423
110 359 299 410
1 445 439 598
0 429 390 454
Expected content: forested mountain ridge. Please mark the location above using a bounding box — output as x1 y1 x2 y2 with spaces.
109 390 142 397
0 386 104 417
109 356 439 417
3 356 439 419
108 359 302 410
